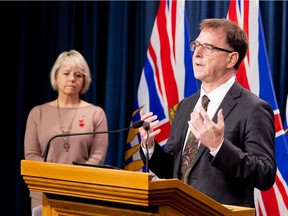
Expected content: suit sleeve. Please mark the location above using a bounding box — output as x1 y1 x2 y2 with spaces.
210 99 276 191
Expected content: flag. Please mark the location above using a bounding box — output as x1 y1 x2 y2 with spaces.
124 0 198 172
227 1 288 215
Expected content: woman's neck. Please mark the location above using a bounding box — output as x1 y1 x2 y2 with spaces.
56 96 80 108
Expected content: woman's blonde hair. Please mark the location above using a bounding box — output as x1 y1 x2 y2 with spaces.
50 50 92 94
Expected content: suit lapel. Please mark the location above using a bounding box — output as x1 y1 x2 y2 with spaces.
213 81 242 122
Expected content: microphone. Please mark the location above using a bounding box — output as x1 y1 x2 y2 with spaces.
143 121 150 131
44 120 145 162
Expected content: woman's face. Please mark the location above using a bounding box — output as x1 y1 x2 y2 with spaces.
56 65 85 96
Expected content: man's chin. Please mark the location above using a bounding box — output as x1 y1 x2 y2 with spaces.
193 72 204 80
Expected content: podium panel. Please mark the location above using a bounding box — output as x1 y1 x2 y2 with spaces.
21 160 255 216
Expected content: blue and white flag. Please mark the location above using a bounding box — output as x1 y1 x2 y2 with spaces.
124 0 198 172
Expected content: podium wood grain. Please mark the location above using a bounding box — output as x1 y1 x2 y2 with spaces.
21 160 255 216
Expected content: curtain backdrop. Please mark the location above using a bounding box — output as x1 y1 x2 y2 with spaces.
1 1 286 215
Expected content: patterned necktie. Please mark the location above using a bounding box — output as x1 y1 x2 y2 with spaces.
180 95 210 183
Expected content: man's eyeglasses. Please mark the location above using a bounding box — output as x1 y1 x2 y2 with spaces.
190 41 233 56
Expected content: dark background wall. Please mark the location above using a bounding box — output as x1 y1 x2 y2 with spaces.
1 1 286 215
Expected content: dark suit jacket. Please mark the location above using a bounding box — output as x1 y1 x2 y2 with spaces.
140 81 276 207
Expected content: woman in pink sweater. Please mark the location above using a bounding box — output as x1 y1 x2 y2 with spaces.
24 50 108 214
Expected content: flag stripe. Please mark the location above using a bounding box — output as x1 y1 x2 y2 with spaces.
228 1 251 90
157 1 179 108
275 174 288 210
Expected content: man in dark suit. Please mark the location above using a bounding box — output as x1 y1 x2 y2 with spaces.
139 18 276 208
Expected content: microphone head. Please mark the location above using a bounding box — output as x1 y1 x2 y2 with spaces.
143 121 150 131
131 120 144 128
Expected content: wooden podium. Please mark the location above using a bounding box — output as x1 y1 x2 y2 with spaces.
21 160 255 216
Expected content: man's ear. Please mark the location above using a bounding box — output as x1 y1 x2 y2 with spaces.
227 52 239 69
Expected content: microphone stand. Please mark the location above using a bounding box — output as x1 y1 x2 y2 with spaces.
44 120 144 162
145 131 150 173
142 121 150 173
